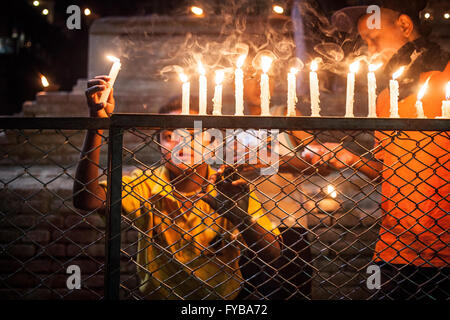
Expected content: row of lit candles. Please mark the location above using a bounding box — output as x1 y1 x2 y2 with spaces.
103 55 450 118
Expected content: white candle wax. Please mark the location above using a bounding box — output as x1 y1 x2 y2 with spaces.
367 63 382 118
389 79 400 118
345 61 359 118
213 70 224 115
198 62 207 115
100 56 121 104
235 55 245 116
415 100 425 118
442 100 450 118
389 66 405 118
367 72 377 117
180 74 190 115
234 68 244 115
260 56 272 116
260 73 270 116
415 78 429 119
345 72 355 117
287 68 298 116
310 61 320 116
439 82 450 118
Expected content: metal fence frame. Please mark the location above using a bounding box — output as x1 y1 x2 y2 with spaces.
1 114 448 300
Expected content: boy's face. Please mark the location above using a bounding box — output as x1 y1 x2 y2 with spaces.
159 109 211 174
357 9 409 64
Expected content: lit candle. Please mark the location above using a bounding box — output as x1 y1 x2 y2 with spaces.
415 77 430 118
389 66 405 118
441 82 450 118
213 70 224 115
260 56 273 116
235 55 246 116
100 55 121 104
41 75 49 88
345 61 360 117
367 63 382 118
327 185 337 198
287 67 298 116
198 62 207 115
179 73 190 115
310 60 320 117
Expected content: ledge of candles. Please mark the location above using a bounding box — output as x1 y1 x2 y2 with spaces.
101 54 449 120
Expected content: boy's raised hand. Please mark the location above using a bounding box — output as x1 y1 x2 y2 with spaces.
85 76 115 118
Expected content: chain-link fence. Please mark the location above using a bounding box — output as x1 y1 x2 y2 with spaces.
1 115 449 300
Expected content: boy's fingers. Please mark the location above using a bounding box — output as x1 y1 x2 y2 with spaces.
94 75 111 81
86 85 105 96
87 79 108 87
231 179 247 186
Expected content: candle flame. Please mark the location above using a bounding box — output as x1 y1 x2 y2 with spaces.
215 70 224 85
368 63 383 72
107 55 120 63
41 75 49 87
190 6 204 16
272 5 284 14
261 56 273 73
310 60 318 72
290 67 298 74
327 185 337 198
446 82 450 100
417 77 431 101
236 55 246 68
198 62 206 75
349 61 360 73
392 66 405 80
179 73 188 83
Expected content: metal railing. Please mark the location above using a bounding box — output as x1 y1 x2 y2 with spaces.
0 114 448 300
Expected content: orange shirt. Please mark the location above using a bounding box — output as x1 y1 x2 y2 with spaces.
373 61 450 267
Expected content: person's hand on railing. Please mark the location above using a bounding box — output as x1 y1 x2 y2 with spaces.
85 76 115 118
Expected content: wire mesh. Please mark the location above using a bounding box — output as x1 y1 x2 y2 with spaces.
0 116 448 300
0 127 107 299
114 120 449 300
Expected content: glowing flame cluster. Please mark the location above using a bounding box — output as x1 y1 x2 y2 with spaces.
190 6 204 16
261 56 273 74
368 63 383 72
417 77 431 101
327 185 337 199
236 55 246 69
107 55 120 63
179 73 188 83
215 70 224 85
349 61 360 73
392 66 405 80
310 60 318 72
41 75 49 87
290 67 298 74
198 62 206 76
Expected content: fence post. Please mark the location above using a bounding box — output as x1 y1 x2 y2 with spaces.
105 125 123 300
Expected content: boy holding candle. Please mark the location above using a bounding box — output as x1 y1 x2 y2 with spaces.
321 0 450 299
73 77 284 299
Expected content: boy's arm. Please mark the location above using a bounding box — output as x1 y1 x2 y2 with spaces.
317 143 383 181
73 76 115 212
200 167 281 262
